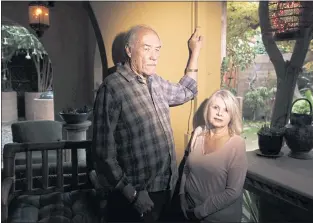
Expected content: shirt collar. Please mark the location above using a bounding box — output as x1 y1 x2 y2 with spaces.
117 63 154 84
116 63 137 82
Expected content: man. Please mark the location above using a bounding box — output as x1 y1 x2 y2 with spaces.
93 25 203 222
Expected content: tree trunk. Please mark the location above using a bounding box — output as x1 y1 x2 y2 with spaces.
271 65 300 127
259 2 313 128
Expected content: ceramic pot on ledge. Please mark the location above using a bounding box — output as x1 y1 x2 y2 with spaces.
284 125 313 160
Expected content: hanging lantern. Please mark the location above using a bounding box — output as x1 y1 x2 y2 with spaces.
28 1 50 37
269 1 313 41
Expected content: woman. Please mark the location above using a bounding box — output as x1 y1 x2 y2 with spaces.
179 89 247 223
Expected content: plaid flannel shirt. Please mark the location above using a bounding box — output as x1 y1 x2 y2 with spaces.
93 63 197 192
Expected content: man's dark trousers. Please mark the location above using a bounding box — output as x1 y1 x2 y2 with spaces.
107 190 171 222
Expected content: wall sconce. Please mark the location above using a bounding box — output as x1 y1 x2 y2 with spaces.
28 1 50 37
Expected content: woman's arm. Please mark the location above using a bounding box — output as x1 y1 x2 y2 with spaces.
179 126 204 195
193 138 248 219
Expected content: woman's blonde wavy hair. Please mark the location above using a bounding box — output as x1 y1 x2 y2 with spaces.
203 89 242 135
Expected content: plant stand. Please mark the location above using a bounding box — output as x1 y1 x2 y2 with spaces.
63 121 92 162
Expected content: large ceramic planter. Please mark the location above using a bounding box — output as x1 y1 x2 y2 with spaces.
1 91 18 123
33 98 54 120
285 125 313 160
25 92 42 120
25 92 54 120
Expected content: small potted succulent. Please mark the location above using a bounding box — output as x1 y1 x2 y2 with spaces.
59 105 93 124
257 124 285 155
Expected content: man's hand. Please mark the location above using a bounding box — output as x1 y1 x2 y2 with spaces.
188 27 204 55
133 190 154 216
186 208 197 221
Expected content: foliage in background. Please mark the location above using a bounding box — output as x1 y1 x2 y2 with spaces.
227 2 311 58
252 28 296 54
292 90 313 115
244 86 276 121
227 2 259 71
220 57 237 95
303 41 313 72
1 24 53 92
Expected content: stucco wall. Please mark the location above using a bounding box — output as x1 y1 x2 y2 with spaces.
1 2 222 160
91 2 222 161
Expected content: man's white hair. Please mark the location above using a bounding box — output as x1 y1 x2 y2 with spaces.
124 25 159 49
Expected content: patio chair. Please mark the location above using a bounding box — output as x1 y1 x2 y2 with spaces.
1 140 102 223
11 120 63 165
10 120 88 191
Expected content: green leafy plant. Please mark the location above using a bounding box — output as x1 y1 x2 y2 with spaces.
257 124 285 136
292 90 313 115
292 100 311 115
1 24 53 92
244 86 276 121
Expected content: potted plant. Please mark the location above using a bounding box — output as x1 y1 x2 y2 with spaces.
59 105 93 124
285 124 313 160
2 23 53 120
257 124 285 155
290 98 312 126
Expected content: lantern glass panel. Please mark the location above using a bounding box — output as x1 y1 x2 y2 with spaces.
28 5 50 26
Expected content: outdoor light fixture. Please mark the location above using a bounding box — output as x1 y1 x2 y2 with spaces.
28 1 51 37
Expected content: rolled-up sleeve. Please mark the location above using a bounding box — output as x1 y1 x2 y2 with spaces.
92 84 129 190
157 75 198 106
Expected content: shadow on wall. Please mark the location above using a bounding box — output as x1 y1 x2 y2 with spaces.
193 99 208 129
108 31 128 75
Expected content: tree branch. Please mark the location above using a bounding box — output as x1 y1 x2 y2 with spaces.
258 2 285 73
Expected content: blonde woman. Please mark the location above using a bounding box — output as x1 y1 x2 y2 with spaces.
179 89 247 223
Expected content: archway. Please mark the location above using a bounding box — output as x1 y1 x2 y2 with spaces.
1 16 54 123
